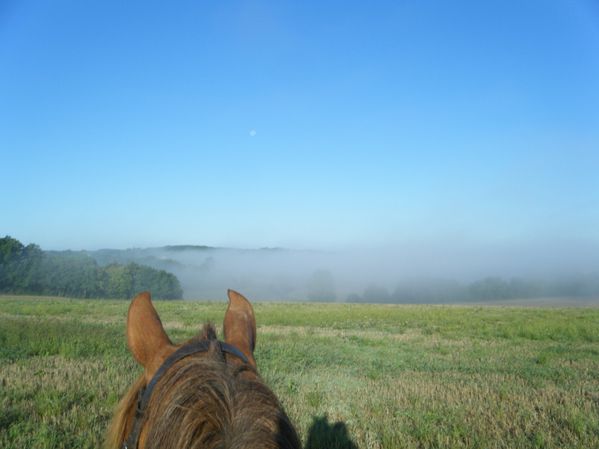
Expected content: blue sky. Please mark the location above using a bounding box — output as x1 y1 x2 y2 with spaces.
1 0 598 251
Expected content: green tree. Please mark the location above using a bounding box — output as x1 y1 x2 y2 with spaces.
0 237 183 299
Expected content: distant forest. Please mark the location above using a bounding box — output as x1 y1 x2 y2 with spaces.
0 236 182 299
2 236 598 303
343 275 599 304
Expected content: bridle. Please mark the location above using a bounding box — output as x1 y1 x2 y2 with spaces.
122 340 249 449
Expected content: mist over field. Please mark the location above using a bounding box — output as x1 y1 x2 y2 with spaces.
88 240 599 301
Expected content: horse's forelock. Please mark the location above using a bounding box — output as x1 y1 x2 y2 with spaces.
199 322 217 342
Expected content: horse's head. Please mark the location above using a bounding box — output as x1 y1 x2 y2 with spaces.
106 290 301 449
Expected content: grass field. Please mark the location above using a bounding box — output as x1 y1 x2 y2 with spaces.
1 295 598 449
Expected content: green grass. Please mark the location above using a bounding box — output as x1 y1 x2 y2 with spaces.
1 295 599 449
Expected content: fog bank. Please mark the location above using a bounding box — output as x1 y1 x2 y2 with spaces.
89 240 599 301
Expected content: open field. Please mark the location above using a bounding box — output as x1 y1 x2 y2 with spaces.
1 296 599 449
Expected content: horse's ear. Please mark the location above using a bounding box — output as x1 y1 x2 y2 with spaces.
223 289 257 368
127 291 173 379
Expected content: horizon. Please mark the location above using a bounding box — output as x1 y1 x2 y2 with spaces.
1 1 598 258
7 233 599 280
5 234 599 302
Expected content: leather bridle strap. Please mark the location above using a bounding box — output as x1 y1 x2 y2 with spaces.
122 340 249 449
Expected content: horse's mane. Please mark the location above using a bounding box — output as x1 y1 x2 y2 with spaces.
105 324 300 449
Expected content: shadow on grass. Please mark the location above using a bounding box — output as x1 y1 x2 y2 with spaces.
305 415 359 449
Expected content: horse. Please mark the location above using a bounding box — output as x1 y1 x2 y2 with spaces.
106 289 301 449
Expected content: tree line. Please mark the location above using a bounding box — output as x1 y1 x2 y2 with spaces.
305 269 599 303
345 275 599 303
0 236 182 299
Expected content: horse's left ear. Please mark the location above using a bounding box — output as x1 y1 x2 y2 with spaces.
127 291 174 380
223 289 257 368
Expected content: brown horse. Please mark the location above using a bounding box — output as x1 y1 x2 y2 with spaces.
106 289 301 449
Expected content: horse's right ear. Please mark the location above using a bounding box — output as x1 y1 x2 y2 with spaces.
223 289 257 368
127 291 173 380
